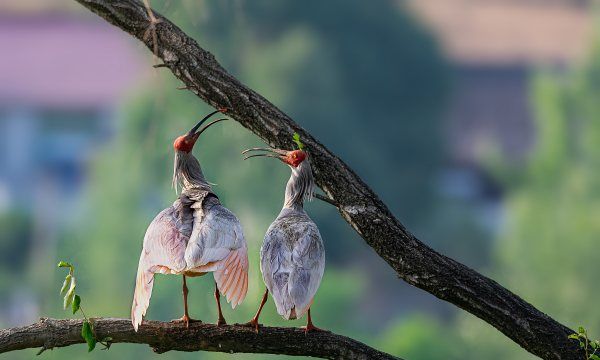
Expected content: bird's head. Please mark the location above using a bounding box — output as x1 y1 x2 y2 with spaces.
242 133 308 168
173 108 228 153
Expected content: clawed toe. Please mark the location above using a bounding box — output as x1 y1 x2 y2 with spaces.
242 319 260 333
302 324 326 334
172 316 201 328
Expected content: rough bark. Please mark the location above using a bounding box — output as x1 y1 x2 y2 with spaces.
58 1 582 359
0 318 397 359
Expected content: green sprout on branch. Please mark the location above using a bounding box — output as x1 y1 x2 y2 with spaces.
569 326 600 360
58 261 112 352
292 132 305 151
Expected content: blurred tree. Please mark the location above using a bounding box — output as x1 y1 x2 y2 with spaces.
410 30 600 360
0 212 32 324
19 1 448 359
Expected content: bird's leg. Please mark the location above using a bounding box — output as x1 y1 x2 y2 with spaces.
182 275 191 327
244 288 268 333
214 282 226 326
303 308 325 334
173 275 200 327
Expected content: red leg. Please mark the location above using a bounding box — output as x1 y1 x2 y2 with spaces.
173 276 200 327
215 283 226 326
244 288 268 333
303 308 325 334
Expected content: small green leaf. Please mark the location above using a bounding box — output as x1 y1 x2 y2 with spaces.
292 132 304 150
72 294 81 314
100 337 113 350
569 334 580 340
589 354 600 360
60 274 72 295
57 261 73 268
81 321 96 352
579 326 586 335
63 277 76 309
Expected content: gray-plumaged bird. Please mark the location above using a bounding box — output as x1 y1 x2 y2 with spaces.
242 142 325 333
131 109 249 331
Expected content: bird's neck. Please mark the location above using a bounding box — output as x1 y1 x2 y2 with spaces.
173 151 211 192
283 160 314 210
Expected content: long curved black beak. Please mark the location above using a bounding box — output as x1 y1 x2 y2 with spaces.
188 108 227 136
193 118 228 139
242 147 287 161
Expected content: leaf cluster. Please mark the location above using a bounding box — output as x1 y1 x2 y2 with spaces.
57 261 112 352
569 326 600 360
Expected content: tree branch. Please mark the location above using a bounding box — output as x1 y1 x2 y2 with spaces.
0 318 398 359
70 1 582 359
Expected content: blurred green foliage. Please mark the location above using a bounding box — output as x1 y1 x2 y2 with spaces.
386 30 600 360
4 1 598 359
9 0 449 359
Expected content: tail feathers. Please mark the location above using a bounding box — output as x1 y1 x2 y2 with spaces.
288 303 310 320
214 248 248 308
131 270 155 331
274 289 313 320
288 307 297 320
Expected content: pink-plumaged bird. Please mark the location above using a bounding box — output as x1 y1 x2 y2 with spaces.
242 142 325 333
131 109 249 331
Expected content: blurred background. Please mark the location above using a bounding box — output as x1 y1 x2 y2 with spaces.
0 0 598 359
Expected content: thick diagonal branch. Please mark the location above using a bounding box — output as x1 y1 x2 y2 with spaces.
0 318 398 359
72 1 581 359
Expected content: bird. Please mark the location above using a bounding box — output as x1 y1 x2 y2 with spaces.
131 109 249 331
242 136 325 333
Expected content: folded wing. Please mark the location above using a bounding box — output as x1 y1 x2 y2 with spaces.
185 203 249 308
261 217 325 320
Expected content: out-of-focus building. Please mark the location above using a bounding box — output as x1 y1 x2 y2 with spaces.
408 0 592 204
0 4 144 325
0 13 143 212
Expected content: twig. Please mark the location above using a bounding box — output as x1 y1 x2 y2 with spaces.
142 0 161 65
314 193 338 207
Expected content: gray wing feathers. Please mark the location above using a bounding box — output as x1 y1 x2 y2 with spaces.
261 217 325 320
289 232 325 314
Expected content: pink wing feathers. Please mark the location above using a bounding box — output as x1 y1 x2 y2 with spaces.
213 245 248 308
132 196 248 331
131 205 189 331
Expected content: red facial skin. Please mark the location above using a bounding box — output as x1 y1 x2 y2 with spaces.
173 133 199 153
284 150 306 167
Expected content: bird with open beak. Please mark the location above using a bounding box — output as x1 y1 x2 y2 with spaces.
242 135 326 333
131 109 249 331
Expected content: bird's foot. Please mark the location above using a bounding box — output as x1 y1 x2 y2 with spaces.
302 323 326 335
217 316 227 327
172 315 201 328
242 319 261 333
